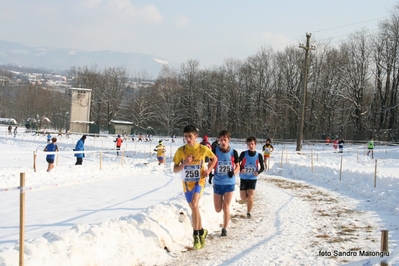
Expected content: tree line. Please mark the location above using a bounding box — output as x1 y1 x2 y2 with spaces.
1 5 399 141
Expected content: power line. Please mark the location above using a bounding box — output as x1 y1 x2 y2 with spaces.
273 16 388 48
312 16 388 33
313 28 382 46
272 35 304 50
272 16 389 50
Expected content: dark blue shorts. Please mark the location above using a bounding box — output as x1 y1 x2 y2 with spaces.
213 184 235 195
46 158 54 164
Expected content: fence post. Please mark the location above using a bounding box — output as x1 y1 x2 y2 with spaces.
381 230 388 266
311 149 314 173
19 172 25 266
280 148 283 168
100 151 102 170
339 155 343 181
33 151 37 172
121 150 125 165
374 159 378 188
285 148 288 162
149 143 152 156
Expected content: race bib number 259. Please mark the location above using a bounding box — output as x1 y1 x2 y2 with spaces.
183 165 201 182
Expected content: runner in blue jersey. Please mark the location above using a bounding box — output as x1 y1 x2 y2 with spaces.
238 136 264 219
44 137 59 172
212 130 239 236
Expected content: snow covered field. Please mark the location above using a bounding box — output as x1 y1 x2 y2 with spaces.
0 126 398 265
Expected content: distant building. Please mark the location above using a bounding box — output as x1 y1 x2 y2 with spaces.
0 118 17 125
109 120 133 135
68 88 93 133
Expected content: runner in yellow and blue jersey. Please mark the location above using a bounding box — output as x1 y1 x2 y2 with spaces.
262 138 274 170
173 125 217 250
154 140 166 165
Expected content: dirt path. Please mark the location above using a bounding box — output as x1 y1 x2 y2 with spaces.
167 175 380 265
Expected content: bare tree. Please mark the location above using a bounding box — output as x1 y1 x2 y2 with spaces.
336 30 373 139
219 59 244 135
0 69 12 117
153 66 186 135
178 59 201 126
305 43 342 139
245 47 277 137
126 81 157 133
100 67 130 129
273 46 304 138
371 7 399 139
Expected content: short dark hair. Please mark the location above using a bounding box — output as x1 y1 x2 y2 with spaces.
82 135 87 139
183 125 198 134
246 136 257 144
218 129 231 139
266 138 271 142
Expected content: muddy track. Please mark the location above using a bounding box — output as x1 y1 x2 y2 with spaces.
166 175 379 265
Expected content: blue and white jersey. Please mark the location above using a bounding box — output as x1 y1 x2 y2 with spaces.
239 150 260 180
213 147 236 185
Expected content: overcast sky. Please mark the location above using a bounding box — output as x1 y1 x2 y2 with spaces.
0 0 397 68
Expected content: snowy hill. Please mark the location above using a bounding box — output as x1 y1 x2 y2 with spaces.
0 40 176 77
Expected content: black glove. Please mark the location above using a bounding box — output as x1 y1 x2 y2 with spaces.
227 171 234 178
154 149 157 151
208 173 214 184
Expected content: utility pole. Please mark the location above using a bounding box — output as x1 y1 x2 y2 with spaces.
296 33 316 152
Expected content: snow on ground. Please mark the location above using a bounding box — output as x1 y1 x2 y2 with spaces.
0 126 398 265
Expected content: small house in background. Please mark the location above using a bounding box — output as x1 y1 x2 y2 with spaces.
68 88 93 133
0 118 17 125
109 120 133 135
41 116 51 127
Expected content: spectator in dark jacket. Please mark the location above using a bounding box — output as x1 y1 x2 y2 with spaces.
211 139 220 153
338 138 345 153
74 135 86 165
